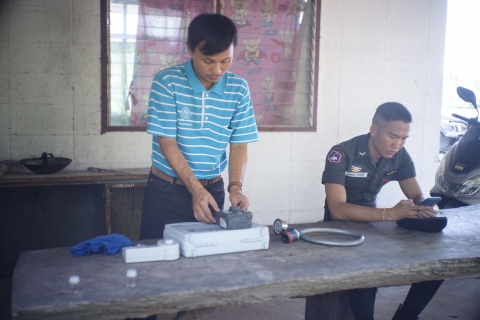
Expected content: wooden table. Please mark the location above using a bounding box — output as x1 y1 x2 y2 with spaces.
0 168 150 237
11 205 480 320
0 167 150 187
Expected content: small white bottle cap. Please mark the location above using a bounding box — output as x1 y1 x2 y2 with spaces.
126 269 137 278
69 275 80 284
165 239 173 245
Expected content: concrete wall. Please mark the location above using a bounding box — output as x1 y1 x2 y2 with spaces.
0 0 448 225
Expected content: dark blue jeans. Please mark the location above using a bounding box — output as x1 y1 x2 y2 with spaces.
139 171 225 240
128 172 225 320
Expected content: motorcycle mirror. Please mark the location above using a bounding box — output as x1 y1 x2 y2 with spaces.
457 86 478 110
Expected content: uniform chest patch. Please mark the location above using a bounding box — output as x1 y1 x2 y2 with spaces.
350 165 362 173
327 149 343 163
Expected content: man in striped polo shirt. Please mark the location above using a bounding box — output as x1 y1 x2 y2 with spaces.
133 13 259 320
139 13 259 242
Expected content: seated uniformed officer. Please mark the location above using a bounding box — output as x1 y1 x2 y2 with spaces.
321 102 443 320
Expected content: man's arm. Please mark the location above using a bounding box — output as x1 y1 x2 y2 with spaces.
325 183 386 222
157 136 217 223
228 143 250 210
325 182 432 222
398 177 425 204
399 178 438 218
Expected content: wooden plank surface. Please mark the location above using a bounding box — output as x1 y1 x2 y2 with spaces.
0 168 150 187
12 205 480 320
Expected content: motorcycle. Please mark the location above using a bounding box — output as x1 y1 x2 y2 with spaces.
430 86 480 209
439 115 467 154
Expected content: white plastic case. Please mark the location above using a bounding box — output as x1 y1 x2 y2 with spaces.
163 222 270 257
122 239 180 263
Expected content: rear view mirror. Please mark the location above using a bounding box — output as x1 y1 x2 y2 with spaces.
457 86 478 110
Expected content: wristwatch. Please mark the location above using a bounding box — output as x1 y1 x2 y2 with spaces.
227 181 243 193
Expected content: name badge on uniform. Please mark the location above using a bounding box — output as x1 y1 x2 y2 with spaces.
345 171 368 178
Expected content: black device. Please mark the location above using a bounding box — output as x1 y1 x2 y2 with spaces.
397 197 447 233
397 217 447 233
212 206 253 230
419 197 442 207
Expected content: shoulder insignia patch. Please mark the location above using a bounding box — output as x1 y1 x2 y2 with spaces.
386 170 397 176
327 148 344 164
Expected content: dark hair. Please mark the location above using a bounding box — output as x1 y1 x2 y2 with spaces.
373 102 412 123
187 13 238 55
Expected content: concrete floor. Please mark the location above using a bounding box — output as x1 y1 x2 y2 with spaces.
158 278 480 320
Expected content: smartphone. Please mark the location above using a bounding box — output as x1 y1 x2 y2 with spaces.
419 197 442 206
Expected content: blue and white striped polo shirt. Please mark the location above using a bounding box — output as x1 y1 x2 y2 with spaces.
147 59 259 179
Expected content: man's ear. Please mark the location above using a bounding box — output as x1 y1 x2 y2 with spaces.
370 123 377 137
186 43 194 56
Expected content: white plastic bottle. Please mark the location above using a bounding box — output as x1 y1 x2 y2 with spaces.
126 269 137 288
69 275 80 294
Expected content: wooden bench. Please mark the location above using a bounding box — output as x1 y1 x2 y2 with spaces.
11 205 480 320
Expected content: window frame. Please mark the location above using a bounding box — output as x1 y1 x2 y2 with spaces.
100 0 320 133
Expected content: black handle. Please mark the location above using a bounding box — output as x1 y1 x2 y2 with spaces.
41 152 54 166
452 113 470 122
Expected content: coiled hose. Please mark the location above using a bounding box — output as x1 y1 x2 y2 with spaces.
281 227 365 247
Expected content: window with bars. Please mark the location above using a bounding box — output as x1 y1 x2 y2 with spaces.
101 0 320 132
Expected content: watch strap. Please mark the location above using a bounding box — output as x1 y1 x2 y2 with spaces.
227 181 243 193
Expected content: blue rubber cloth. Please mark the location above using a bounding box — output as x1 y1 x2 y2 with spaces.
70 234 133 256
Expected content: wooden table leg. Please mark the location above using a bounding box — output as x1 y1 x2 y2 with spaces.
305 290 355 320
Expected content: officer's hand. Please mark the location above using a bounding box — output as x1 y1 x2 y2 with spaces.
229 187 249 211
391 200 424 220
416 204 438 219
191 187 218 223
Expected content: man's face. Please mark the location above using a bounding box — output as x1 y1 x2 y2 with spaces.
187 42 234 90
370 120 410 160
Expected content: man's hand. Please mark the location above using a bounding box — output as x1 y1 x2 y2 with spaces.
389 200 438 220
191 186 218 223
398 178 439 219
416 204 439 219
229 186 249 210
157 136 219 224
